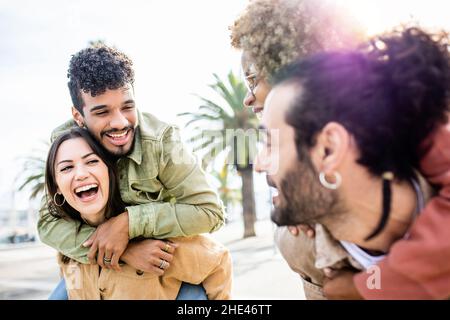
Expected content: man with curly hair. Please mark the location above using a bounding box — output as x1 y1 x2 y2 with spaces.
38 44 225 300
255 26 450 300
230 0 365 299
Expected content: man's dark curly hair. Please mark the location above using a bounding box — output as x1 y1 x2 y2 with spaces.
276 27 450 180
67 44 135 114
274 27 450 239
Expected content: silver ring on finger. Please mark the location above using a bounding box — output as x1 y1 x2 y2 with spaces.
159 259 168 270
103 257 112 264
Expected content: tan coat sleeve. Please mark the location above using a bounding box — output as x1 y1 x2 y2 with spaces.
202 249 233 300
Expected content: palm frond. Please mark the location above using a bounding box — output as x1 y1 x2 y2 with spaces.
184 114 222 128
198 105 233 123
211 73 243 111
30 183 46 199
17 173 45 191
15 142 49 200
201 143 229 169
178 70 257 170
193 95 233 116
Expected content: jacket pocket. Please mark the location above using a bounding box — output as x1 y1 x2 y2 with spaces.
128 178 164 204
301 277 327 300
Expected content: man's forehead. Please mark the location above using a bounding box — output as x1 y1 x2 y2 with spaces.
81 85 134 102
83 83 132 94
262 83 299 130
120 84 133 93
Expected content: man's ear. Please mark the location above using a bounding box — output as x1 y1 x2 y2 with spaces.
72 107 85 128
311 122 351 173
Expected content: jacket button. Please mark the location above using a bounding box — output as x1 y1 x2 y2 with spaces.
136 270 144 276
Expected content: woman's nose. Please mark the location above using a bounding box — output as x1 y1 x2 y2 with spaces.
74 165 89 180
243 90 255 108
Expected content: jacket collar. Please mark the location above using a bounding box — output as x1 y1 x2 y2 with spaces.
125 112 143 165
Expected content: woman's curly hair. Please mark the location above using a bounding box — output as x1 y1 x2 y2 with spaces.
67 44 135 113
230 0 365 80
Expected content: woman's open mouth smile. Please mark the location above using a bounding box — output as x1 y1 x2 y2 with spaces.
74 183 99 203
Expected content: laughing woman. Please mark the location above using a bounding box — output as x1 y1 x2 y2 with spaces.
44 127 232 299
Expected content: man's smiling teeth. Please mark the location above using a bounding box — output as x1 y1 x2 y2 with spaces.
107 131 127 138
75 184 98 193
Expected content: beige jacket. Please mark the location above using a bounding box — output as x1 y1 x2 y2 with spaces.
60 235 232 300
275 225 361 300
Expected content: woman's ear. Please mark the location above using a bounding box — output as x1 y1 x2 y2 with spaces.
311 122 351 173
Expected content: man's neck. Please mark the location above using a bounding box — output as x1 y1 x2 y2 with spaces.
320 177 417 253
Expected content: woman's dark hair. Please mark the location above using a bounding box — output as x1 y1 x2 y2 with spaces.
44 127 125 224
275 27 450 239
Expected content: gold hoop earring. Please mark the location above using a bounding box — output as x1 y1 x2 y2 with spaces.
319 172 342 190
53 193 66 206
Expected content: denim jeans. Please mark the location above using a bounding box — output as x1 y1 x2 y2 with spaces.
48 278 68 300
48 278 207 300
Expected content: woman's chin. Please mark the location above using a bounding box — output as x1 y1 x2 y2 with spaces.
68 193 107 225
80 211 105 226
73 203 107 226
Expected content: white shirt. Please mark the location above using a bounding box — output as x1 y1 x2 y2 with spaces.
339 178 424 269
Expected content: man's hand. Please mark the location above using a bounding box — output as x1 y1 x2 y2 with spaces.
120 239 178 276
83 211 130 271
288 224 315 238
323 268 364 300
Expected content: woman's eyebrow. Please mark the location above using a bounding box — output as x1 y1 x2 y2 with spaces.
81 152 95 159
57 159 73 166
57 152 95 166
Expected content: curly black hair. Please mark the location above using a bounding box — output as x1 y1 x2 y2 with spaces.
277 27 450 179
67 44 135 113
275 27 450 239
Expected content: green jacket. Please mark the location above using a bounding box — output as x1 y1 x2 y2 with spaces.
38 111 225 263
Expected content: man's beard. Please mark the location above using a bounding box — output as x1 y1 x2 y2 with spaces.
270 156 341 227
105 130 136 159
111 142 135 159
85 124 137 159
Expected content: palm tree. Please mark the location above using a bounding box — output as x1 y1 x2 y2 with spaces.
178 71 259 238
211 161 242 218
15 141 49 200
